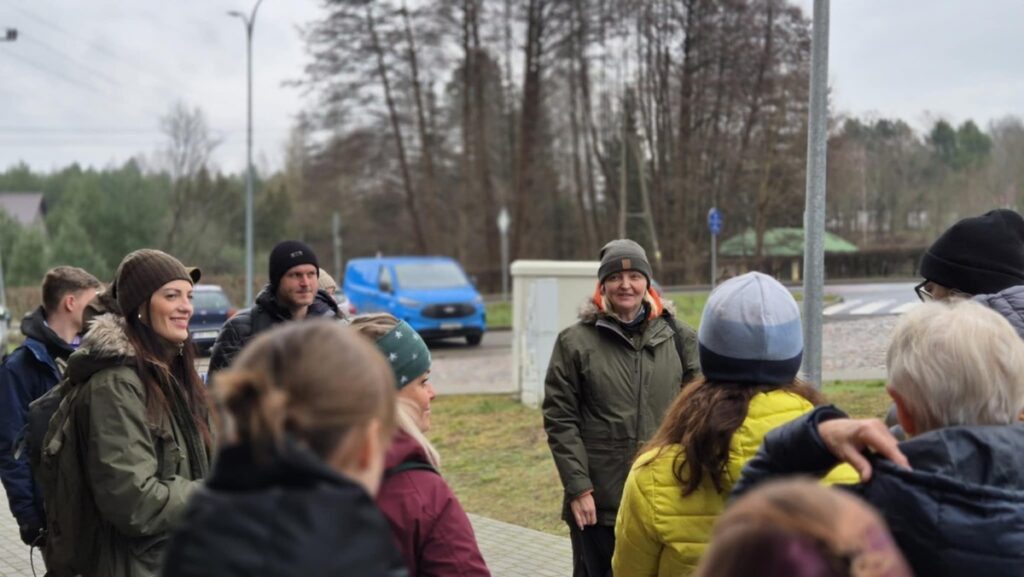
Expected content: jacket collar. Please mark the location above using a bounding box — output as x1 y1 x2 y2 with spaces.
66 313 135 384
877 424 1024 494
208 438 354 493
20 306 75 362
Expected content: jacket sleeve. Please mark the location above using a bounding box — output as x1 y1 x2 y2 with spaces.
83 372 198 538
612 466 661 577
542 333 592 498
0 353 42 527
731 405 850 500
418 481 491 577
677 321 701 384
209 317 243 374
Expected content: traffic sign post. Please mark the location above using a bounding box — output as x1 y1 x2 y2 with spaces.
708 208 722 289
497 207 511 302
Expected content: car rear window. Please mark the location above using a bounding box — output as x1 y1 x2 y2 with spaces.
193 290 231 310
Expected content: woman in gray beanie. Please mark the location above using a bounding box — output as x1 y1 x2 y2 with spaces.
543 239 700 577
40 249 211 577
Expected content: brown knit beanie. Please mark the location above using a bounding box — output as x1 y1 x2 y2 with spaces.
112 249 201 314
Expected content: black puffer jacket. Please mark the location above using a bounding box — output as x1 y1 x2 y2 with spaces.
209 286 339 372
161 441 407 577
975 285 1024 339
733 406 1024 577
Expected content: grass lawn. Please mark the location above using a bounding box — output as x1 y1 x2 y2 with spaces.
430 380 890 537
485 290 840 330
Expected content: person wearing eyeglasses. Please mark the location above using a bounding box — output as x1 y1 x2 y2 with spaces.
914 208 1024 303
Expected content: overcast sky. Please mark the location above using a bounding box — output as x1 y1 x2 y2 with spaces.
1 0 1022 174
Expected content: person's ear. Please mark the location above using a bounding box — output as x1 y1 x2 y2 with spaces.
62 294 75 314
887 388 917 438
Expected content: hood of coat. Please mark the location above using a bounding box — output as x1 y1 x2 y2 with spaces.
65 313 135 384
577 288 676 324
384 428 430 470
254 284 340 321
973 285 1024 339
20 305 75 361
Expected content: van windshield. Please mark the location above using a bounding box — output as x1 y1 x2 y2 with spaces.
394 262 470 290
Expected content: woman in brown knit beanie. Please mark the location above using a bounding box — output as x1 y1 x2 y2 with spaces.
44 249 212 577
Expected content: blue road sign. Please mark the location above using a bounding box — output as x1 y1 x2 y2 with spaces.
708 207 722 235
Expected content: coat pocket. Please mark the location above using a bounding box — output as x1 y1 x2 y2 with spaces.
582 440 632 514
149 426 184 480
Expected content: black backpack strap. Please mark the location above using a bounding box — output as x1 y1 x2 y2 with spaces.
385 460 438 479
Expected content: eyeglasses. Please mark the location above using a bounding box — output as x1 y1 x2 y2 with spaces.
914 280 970 302
914 280 933 302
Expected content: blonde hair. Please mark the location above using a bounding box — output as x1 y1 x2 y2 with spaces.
349 312 442 468
215 320 396 464
318 269 337 294
887 300 1024 432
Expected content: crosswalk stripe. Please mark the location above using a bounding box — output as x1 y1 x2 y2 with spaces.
823 299 863 316
891 301 921 315
848 299 896 315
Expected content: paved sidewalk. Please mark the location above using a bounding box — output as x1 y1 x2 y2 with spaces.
0 488 571 577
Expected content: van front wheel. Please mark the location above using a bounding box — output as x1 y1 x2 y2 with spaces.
466 333 483 346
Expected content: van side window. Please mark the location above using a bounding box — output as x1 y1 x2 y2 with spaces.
378 266 393 292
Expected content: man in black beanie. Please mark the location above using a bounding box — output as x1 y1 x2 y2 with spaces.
915 208 1024 302
210 240 340 372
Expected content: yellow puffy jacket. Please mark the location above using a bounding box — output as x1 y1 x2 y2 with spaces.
611 390 858 577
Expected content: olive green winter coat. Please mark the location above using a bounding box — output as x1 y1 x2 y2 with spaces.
55 314 210 577
543 298 699 526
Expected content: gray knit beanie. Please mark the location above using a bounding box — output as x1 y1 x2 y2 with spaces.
112 249 200 314
598 239 653 283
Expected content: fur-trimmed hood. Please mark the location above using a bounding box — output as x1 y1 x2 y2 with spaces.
577 289 677 324
66 313 135 385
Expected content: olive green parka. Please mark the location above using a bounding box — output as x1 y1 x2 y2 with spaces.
543 296 699 526
56 313 210 577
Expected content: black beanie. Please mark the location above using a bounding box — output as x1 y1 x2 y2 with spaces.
920 209 1024 295
269 240 319 289
598 239 653 283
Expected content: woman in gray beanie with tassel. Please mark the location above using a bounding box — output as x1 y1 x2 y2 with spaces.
543 239 700 577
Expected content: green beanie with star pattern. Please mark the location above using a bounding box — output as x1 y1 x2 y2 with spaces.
374 320 432 389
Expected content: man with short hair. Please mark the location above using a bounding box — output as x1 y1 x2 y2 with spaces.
210 240 340 372
0 266 100 546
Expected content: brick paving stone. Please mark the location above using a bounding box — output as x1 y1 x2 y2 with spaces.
468 514 572 577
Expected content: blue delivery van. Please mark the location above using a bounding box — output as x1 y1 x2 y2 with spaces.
344 256 486 345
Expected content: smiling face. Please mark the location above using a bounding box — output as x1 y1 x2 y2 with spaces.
398 371 436 432
277 264 318 311
602 270 648 319
141 280 194 344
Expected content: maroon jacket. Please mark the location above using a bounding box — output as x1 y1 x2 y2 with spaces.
376 430 491 577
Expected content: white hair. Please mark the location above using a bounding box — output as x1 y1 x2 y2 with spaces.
887 300 1024 432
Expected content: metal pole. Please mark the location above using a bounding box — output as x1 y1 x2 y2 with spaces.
244 19 254 306
710 233 717 291
0 250 6 307
332 212 342 282
501 227 509 302
229 0 264 306
801 0 830 388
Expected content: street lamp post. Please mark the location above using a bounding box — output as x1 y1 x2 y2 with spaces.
1 28 16 307
228 0 265 307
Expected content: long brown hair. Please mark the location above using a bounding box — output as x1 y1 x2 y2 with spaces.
123 302 213 451
641 377 823 496
214 320 397 464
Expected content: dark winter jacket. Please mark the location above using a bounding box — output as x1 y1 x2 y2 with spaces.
0 307 75 532
376 430 490 577
733 406 1024 577
162 440 408 577
975 285 1024 339
208 286 339 372
56 313 211 577
543 296 700 526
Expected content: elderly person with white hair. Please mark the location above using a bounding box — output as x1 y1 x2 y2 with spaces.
732 299 1024 577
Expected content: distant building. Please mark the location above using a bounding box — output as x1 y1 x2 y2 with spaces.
0 192 47 231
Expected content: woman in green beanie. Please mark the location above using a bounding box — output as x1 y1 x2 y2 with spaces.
351 313 490 577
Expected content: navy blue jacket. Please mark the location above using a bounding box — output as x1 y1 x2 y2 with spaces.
0 307 74 529
733 406 1024 577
